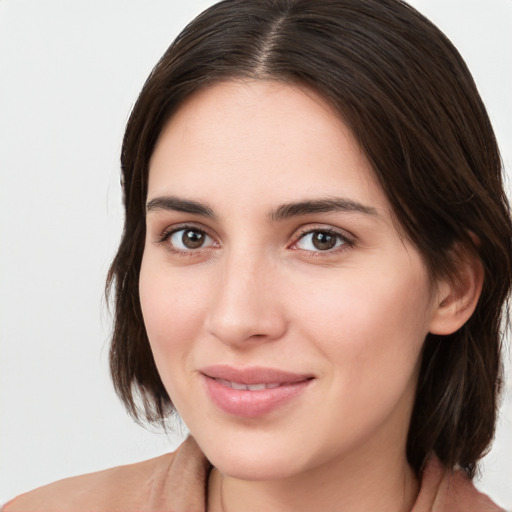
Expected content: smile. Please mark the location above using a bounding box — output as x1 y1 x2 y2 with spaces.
214 379 282 391
200 365 314 418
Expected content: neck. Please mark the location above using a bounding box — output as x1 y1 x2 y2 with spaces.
208 444 419 512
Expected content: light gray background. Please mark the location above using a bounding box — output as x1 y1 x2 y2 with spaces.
1 0 511 507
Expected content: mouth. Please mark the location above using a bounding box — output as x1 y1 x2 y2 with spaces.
213 379 282 391
201 364 314 385
200 365 314 418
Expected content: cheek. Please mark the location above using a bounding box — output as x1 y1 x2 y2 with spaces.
292 263 432 379
139 259 207 360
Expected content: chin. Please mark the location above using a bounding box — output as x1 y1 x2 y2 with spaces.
193 426 318 481
211 450 300 481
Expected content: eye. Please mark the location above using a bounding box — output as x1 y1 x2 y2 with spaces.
294 230 347 252
166 228 215 251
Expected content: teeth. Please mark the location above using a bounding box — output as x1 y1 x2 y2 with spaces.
215 378 281 390
231 381 249 390
246 383 267 391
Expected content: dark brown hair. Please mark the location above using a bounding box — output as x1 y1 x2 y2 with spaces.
107 0 512 477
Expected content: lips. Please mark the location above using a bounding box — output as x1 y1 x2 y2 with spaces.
214 379 282 391
200 365 314 418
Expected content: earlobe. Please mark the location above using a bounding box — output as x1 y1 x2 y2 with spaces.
428 246 484 336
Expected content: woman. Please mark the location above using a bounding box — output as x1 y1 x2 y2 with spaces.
5 0 511 510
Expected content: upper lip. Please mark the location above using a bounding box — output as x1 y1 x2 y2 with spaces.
200 365 314 385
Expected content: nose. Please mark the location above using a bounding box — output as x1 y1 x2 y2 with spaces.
204 251 288 347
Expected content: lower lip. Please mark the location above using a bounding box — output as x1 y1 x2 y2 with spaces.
203 376 312 418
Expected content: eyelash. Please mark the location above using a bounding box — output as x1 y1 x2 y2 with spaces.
156 224 355 257
291 227 354 257
156 224 217 257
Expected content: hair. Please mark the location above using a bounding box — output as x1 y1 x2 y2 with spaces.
107 0 512 477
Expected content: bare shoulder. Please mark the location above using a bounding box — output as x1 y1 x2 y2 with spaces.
3 452 175 512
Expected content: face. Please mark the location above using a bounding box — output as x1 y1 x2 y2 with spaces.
140 80 442 481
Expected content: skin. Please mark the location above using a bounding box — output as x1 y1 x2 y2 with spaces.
139 80 468 512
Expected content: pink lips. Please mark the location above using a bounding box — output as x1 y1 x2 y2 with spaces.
201 365 313 418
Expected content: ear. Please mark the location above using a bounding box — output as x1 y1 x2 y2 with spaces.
428 244 484 335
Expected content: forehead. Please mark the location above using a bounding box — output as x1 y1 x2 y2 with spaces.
148 80 388 216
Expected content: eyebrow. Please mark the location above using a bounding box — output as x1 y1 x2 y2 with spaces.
145 195 378 221
269 198 379 221
146 195 216 218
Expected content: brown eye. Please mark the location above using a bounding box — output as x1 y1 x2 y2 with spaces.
295 230 346 252
168 228 214 250
312 232 337 250
182 229 205 248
